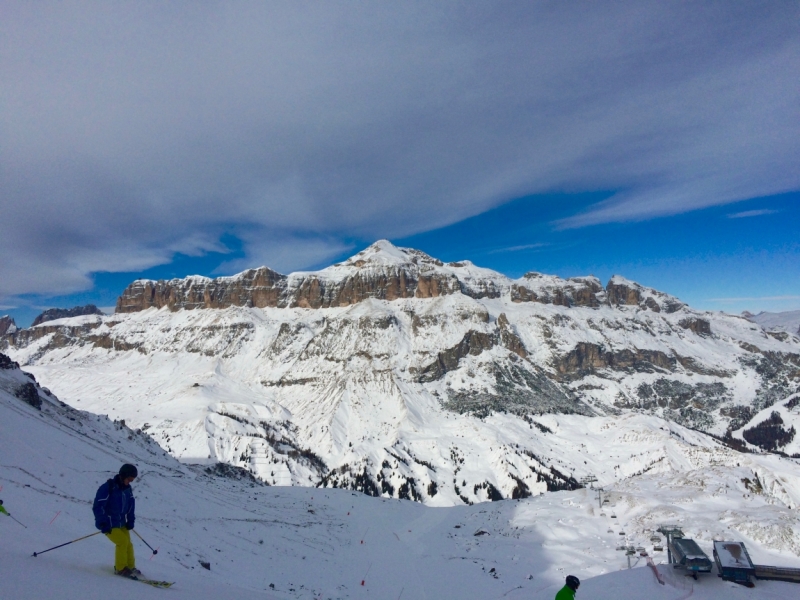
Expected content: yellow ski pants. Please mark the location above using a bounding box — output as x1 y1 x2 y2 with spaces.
105 527 136 572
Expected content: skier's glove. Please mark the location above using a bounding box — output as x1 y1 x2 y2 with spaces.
126 522 134 530
101 524 112 534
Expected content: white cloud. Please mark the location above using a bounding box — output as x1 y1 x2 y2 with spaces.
487 243 549 254
2 3 798 295
727 209 779 219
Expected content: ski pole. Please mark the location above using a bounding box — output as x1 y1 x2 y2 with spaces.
32 531 101 557
8 513 27 528
133 529 158 555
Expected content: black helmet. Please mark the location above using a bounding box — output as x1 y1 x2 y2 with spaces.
119 464 138 479
566 575 580 590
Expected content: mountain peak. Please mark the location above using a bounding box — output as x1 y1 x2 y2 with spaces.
338 240 442 269
0 315 17 336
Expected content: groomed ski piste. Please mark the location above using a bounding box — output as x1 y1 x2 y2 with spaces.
2 358 799 599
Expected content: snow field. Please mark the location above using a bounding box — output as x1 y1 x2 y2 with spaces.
2 364 800 599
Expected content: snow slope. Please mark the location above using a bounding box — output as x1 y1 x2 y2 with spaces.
1 358 799 599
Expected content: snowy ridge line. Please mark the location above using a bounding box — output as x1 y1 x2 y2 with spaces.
106 240 687 314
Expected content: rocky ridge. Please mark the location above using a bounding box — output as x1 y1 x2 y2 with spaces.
0 315 17 336
115 241 678 314
31 304 103 327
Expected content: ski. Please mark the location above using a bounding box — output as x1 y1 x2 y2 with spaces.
115 571 174 588
134 578 174 589
121 575 174 588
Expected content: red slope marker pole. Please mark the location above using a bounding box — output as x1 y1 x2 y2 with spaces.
49 511 61 524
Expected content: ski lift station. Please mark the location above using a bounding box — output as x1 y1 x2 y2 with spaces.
713 541 755 586
713 540 800 587
657 526 712 580
669 537 713 578
653 527 800 588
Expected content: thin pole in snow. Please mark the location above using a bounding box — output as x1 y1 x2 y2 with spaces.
9 513 27 528
361 562 372 586
32 531 101 556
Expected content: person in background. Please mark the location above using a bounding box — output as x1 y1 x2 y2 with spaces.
556 575 580 600
93 463 140 578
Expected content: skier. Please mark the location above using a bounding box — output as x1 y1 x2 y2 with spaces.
555 575 580 600
93 464 140 578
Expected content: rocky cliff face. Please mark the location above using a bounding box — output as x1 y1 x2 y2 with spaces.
115 243 693 317
115 242 469 313
115 267 289 312
5 241 800 505
511 273 604 307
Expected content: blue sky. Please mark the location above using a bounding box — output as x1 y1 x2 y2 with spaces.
5 190 797 328
2 3 799 327
399 191 800 313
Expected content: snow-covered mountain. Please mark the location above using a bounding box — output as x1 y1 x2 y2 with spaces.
2 351 799 599
3 241 800 505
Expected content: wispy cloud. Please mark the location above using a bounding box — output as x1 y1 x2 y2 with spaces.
487 243 549 254
212 232 354 275
707 295 800 303
2 4 799 296
0 305 18 311
727 209 779 219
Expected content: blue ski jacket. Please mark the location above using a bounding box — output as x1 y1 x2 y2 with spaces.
92 475 135 532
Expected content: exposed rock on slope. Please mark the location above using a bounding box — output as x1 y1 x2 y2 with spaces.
511 274 604 307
